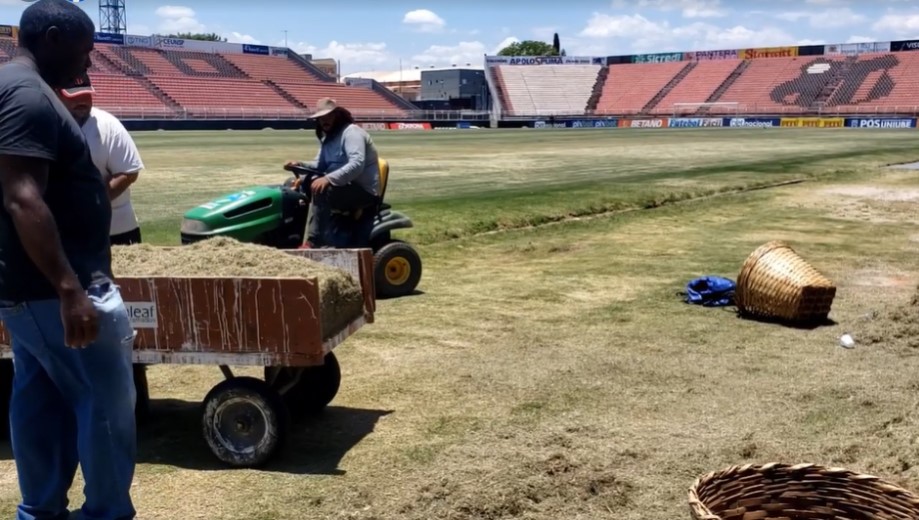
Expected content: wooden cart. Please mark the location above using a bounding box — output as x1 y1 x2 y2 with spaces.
0 248 376 468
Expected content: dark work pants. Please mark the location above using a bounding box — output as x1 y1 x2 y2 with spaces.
305 183 378 247
110 228 142 246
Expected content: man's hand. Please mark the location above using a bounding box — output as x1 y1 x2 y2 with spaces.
283 160 301 172
311 176 331 194
59 286 98 348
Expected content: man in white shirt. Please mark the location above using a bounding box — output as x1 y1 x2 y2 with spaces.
57 72 150 420
58 72 145 245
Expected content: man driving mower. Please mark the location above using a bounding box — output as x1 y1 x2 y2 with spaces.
284 98 381 249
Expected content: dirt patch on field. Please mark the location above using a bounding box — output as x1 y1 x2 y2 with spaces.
821 186 919 202
780 183 919 223
112 237 364 337
857 284 919 349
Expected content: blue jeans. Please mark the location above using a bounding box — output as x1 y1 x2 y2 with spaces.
0 283 137 520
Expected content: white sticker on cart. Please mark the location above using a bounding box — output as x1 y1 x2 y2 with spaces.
124 302 157 329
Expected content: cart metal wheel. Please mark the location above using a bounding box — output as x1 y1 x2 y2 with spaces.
201 376 289 468
265 351 341 419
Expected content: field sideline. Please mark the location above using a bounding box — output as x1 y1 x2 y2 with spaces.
2 127 919 519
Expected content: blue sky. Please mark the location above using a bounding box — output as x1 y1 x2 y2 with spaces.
1 0 918 74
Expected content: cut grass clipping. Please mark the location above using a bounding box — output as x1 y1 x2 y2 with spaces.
111 237 365 338
860 284 919 349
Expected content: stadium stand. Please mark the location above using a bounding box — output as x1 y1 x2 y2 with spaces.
594 62 687 115
495 64 602 115
0 34 412 119
648 60 744 115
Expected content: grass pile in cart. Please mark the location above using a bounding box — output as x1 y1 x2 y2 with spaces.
111 237 365 338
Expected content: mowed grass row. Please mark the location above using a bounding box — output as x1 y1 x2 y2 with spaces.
131 127 919 245
0 129 916 519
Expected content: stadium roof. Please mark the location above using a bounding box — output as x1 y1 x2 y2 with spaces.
343 65 484 84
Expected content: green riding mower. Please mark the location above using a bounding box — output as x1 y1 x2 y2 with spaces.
180 158 422 299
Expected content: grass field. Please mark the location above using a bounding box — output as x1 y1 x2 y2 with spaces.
2 127 919 519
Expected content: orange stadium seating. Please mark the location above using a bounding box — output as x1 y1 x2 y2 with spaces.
493 51 919 118
0 37 410 119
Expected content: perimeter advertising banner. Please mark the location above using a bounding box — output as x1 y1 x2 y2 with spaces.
780 117 844 128
0 25 15 39
668 118 723 127
738 46 798 59
569 119 619 128
725 117 781 127
485 56 596 65
683 49 738 61
94 32 125 45
825 42 891 55
891 40 919 52
387 122 432 130
632 52 683 63
845 118 916 128
618 118 670 128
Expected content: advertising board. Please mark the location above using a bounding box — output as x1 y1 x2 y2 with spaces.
533 121 568 128
632 52 683 63
780 117 844 128
668 118 723 128
358 122 388 131
825 42 891 55
484 55 596 65
891 39 919 52
124 35 152 47
845 118 916 128
619 118 669 128
739 47 798 59
684 49 738 61
270 48 289 56
94 32 125 45
387 122 432 130
725 117 781 128
242 44 270 55
569 120 618 128
0 25 14 38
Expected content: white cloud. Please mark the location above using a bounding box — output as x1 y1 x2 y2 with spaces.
227 32 260 44
614 0 727 18
289 41 390 71
154 5 207 34
402 9 446 33
410 38 517 68
579 13 793 53
775 7 866 28
873 13 919 35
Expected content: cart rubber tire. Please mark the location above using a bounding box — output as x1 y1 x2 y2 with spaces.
265 351 341 418
201 376 289 468
374 240 422 299
133 364 150 425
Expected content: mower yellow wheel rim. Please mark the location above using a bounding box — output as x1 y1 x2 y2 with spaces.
384 257 411 286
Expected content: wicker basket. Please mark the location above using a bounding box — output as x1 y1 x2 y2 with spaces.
688 463 919 520
735 240 836 324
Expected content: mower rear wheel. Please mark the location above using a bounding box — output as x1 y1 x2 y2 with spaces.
373 240 422 299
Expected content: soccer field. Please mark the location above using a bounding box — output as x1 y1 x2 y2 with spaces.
3 127 919 519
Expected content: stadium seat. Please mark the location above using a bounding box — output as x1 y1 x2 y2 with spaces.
595 62 687 115
494 64 601 116
649 60 742 115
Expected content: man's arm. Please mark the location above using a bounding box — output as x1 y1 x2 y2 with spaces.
324 128 366 186
103 115 144 201
0 155 83 296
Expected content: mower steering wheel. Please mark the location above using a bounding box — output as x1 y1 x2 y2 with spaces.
288 165 321 178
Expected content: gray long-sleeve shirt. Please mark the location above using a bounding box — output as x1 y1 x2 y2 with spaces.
302 124 380 196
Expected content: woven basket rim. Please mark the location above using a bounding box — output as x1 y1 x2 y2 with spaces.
687 462 919 520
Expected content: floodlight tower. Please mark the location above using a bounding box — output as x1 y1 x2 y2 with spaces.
99 0 127 34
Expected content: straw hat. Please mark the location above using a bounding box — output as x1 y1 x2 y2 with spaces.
308 97 339 119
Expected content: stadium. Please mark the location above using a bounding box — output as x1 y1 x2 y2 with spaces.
2 3 919 520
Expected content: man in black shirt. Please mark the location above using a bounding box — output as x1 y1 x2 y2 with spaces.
0 1 137 519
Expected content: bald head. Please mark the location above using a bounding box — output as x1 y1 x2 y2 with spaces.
18 0 95 88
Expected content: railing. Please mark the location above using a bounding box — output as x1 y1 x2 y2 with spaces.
497 104 919 119
99 105 494 121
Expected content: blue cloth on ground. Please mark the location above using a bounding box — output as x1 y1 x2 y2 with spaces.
683 276 736 307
